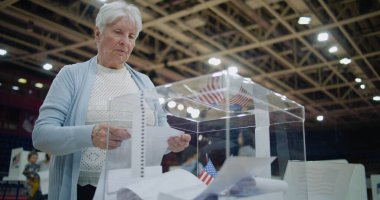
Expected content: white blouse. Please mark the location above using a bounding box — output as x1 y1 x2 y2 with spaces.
78 63 155 186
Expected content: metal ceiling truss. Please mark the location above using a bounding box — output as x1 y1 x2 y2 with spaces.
0 0 379 128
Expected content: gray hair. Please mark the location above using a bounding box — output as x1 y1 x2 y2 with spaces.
95 1 142 36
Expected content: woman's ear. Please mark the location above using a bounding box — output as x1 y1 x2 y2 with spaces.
94 27 101 42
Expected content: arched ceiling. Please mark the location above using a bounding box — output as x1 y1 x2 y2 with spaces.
1 0 380 128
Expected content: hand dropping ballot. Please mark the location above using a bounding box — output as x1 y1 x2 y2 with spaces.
115 157 288 200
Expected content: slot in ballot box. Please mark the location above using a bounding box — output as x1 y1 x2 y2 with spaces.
98 71 307 200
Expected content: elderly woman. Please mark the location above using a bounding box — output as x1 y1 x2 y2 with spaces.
32 1 190 199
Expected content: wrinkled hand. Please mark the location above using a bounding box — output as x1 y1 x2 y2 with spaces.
92 123 130 150
167 134 191 153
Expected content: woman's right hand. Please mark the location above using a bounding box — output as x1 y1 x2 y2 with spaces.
91 123 130 149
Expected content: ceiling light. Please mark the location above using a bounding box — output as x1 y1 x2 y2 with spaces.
186 107 194 114
316 115 324 121
354 78 362 83
373 96 380 101
227 66 238 74
190 109 200 118
298 16 311 25
12 86 19 91
317 32 328 41
0 49 7 56
43 63 53 70
208 57 221 66
35 82 43 88
18 78 27 84
167 101 176 108
339 58 351 65
177 104 184 111
360 84 366 89
328 46 338 53
198 134 203 141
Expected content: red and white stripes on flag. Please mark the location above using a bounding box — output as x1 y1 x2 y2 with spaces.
198 159 217 185
225 86 252 107
198 75 224 105
196 75 253 107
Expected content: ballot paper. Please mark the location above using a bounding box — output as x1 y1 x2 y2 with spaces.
93 126 183 200
115 157 285 200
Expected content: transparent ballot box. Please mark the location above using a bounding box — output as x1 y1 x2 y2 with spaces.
100 71 307 200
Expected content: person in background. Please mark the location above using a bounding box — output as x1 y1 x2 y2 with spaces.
37 153 50 171
238 129 256 157
37 153 50 200
32 1 190 199
180 145 204 176
23 151 43 200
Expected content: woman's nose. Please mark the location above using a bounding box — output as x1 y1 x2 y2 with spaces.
120 38 133 49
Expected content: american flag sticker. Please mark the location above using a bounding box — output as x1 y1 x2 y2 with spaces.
198 159 217 185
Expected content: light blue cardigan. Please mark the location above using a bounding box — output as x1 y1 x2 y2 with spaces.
32 57 168 200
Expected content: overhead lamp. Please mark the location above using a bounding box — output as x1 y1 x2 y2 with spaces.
43 63 53 70
316 115 324 121
373 96 380 101
177 104 184 111
208 57 221 66
360 84 366 89
328 46 338 53
198 134 203 141
186 106 194 114
0 49 7 56
167 101 176 108
12 86 19 91
317 32 328 41
339 58 351 65
227 66 238 74
298 16 311 25
35 82 43 88
354 78 362 83
18 78 27 84
190 109 200 118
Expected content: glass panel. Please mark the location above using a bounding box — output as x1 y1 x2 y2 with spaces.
103 70 307 199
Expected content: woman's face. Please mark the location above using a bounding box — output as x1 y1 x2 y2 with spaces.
95 16 137 69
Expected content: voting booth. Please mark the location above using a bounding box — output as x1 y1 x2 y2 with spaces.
98 71 307 200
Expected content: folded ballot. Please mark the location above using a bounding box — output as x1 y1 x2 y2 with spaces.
115 157 288 200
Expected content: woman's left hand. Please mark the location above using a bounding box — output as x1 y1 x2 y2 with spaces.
167 134 191 153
